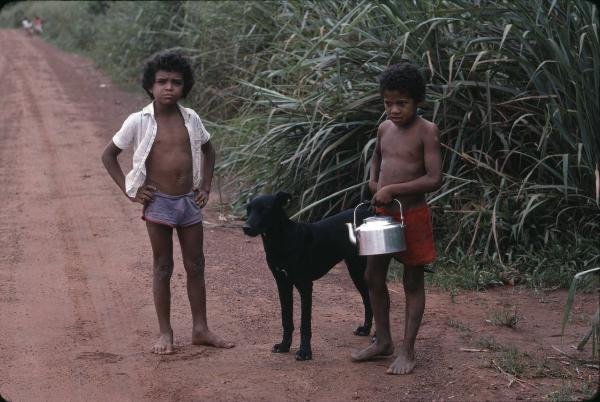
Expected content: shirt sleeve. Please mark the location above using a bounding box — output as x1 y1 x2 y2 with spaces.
192 112 211 144
112 112 139 150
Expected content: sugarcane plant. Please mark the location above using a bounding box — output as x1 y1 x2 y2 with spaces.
561 267 600 358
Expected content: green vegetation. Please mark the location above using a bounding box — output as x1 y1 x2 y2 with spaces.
490 306 519 328
448 322 596 398
546 380 598 402
474 334 502 351
2 0 598 288
492 347 529 377
562 267 600 358
448 318 472 339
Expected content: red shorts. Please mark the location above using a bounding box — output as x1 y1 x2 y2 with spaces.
375 205 436 267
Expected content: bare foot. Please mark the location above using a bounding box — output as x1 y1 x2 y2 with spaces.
152 332 174 355
386 347 416 375
351 342 394 362
192 330 234 349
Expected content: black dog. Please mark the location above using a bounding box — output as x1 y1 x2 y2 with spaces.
243 192 373 361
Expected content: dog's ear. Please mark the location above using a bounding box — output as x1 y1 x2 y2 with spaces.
275 192 292 207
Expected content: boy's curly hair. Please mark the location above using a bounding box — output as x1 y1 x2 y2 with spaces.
379 63 426 103
142 50 195 99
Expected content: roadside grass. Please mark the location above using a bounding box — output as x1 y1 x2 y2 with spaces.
546 380 599 402
489 306 519 328
473 335 503 352
533 357 570 380
579 378 600 401
491 347 529 377
562 268 600 359
447 322 597 400
547 383 578 402
423 253 503 291
410 237 599 292
448 319 472 340
446 319 599 401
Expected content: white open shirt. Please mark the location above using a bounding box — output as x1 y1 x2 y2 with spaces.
112 102 211 198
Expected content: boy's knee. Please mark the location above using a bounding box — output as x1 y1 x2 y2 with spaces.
365 270 385 288
184 255 205 278
154 259 174 281
404 279 421 293
403 268 424 292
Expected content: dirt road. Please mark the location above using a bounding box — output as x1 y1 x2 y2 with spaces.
0 29 597 401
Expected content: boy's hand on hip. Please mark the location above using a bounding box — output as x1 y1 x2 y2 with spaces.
372 188 393 206
195 190 209 208
132 185 157 205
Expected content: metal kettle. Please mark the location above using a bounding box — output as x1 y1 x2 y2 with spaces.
346 199 406 256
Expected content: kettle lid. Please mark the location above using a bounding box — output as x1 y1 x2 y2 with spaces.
363 216 392 225
358 216 396 231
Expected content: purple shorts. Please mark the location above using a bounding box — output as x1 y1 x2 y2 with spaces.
142 191 202 228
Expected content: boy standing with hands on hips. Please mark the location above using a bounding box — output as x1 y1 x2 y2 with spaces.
102 51 234 354
351 64 442 374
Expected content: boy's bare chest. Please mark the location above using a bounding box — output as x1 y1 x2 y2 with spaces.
153 119 191 149
380 130 423 162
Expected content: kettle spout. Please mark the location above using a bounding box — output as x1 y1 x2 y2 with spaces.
346 223 357 245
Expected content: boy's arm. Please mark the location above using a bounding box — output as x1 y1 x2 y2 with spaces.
374 125 443 204
195 140 216 208
101 141 155 204
369 129 382 195
101 141 127 195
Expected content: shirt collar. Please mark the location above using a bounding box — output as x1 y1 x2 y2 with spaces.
141 102 191 123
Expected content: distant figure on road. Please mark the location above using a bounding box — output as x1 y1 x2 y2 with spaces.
33 16 43 35
101 51 234 355
21 18 32 36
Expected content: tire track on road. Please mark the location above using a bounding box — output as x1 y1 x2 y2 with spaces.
0 30 147 401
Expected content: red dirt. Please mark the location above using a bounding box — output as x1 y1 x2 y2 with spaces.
0 29 597 401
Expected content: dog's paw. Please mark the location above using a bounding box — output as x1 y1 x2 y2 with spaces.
272 343 291 353
353 326 371 336
295 348 312 361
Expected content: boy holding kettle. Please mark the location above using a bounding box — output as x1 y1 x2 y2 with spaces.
351 63 442 374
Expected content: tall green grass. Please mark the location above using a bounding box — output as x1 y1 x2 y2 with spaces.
562 267 600 358
1 0 598 287
214 0 600 286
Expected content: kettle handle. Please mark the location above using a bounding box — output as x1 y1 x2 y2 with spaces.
393 199 405 226
372 199 405 226
353 201 370 228
355 199 404 226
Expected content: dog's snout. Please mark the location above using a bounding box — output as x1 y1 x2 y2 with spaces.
242 223 260 237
